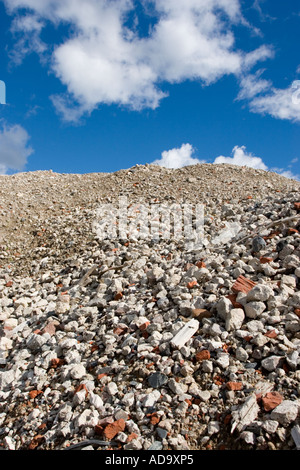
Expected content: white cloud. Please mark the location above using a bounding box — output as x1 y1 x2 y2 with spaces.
237 70 272 100
0 122 33 174
248 80 300 122
242 45 274 70
152 143 205 169
214 146 299 180
3 0 272 121
8 13 47 65
238 70 300 123
213 145 268 170
153 143 299 180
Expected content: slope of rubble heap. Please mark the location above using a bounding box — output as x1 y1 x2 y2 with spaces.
0 163 299 451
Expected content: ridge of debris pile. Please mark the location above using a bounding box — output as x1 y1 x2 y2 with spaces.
0 163 299 450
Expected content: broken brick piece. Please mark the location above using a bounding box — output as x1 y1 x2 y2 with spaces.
214 375 225 386
127 433 138 442
50 358 65 368
226 294 243 309
226 382 243 391
187 280 197 289
94 424 104 435
196 261 206 268
28 435 44 450
232 275 256 294
294 202 300 212
97 373 107 381
113 326 126 335
195 349 210 361
264 330 278 338
139 322 150 331
103 419 125 440
114 292 123 301
261 392 283 412
29 390 43 399
150 413 160 425
259 257 273 264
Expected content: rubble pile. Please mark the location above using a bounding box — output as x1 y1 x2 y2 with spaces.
0 163 299 450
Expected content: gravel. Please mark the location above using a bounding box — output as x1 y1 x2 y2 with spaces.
0 163 299 450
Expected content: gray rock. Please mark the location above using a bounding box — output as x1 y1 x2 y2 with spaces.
252 236 266 252
148 372 168 389
261 355 284 371
225 308 245 331
271 400 299 426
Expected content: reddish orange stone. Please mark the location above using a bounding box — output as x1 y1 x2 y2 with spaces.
226 382 243 391
195 349 210 361
260 257 273 264
103 419 125 440
187 281 197 289
262 392 283 411
232 275 256 294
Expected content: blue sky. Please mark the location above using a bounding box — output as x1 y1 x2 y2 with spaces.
0 0 299 178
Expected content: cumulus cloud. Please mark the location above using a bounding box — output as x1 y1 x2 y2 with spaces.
0 122 33 174
152 143 205 169
153 143 299 180
214 146 299 180
213 145 268 170
238 71 300 123
3 0 273 121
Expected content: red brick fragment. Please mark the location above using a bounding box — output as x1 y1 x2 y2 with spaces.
261 392 283 412
196 261 206 268
294 202 300 212
226 294 243 308
114 292 123 301
97 373 107 381
195 349 210 361
294 309 300 318
139 322 150 331
264 330 278 338
127 433 138 442
94 424 104 435
50 358 65 368
223 414 232 425
29 390 43 399
103 419 125 440
226 382 243 391
214 375 225 386
187 280 197 289
232 275 256 294
33 329 42 335
150 413 160 425
28 435 44 450
113 327 127 335
5 281 13 287
259 257 273 264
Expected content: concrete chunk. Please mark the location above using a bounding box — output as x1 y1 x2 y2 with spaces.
170 319 199 348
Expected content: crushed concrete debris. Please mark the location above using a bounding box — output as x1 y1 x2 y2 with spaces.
0 163 299 450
